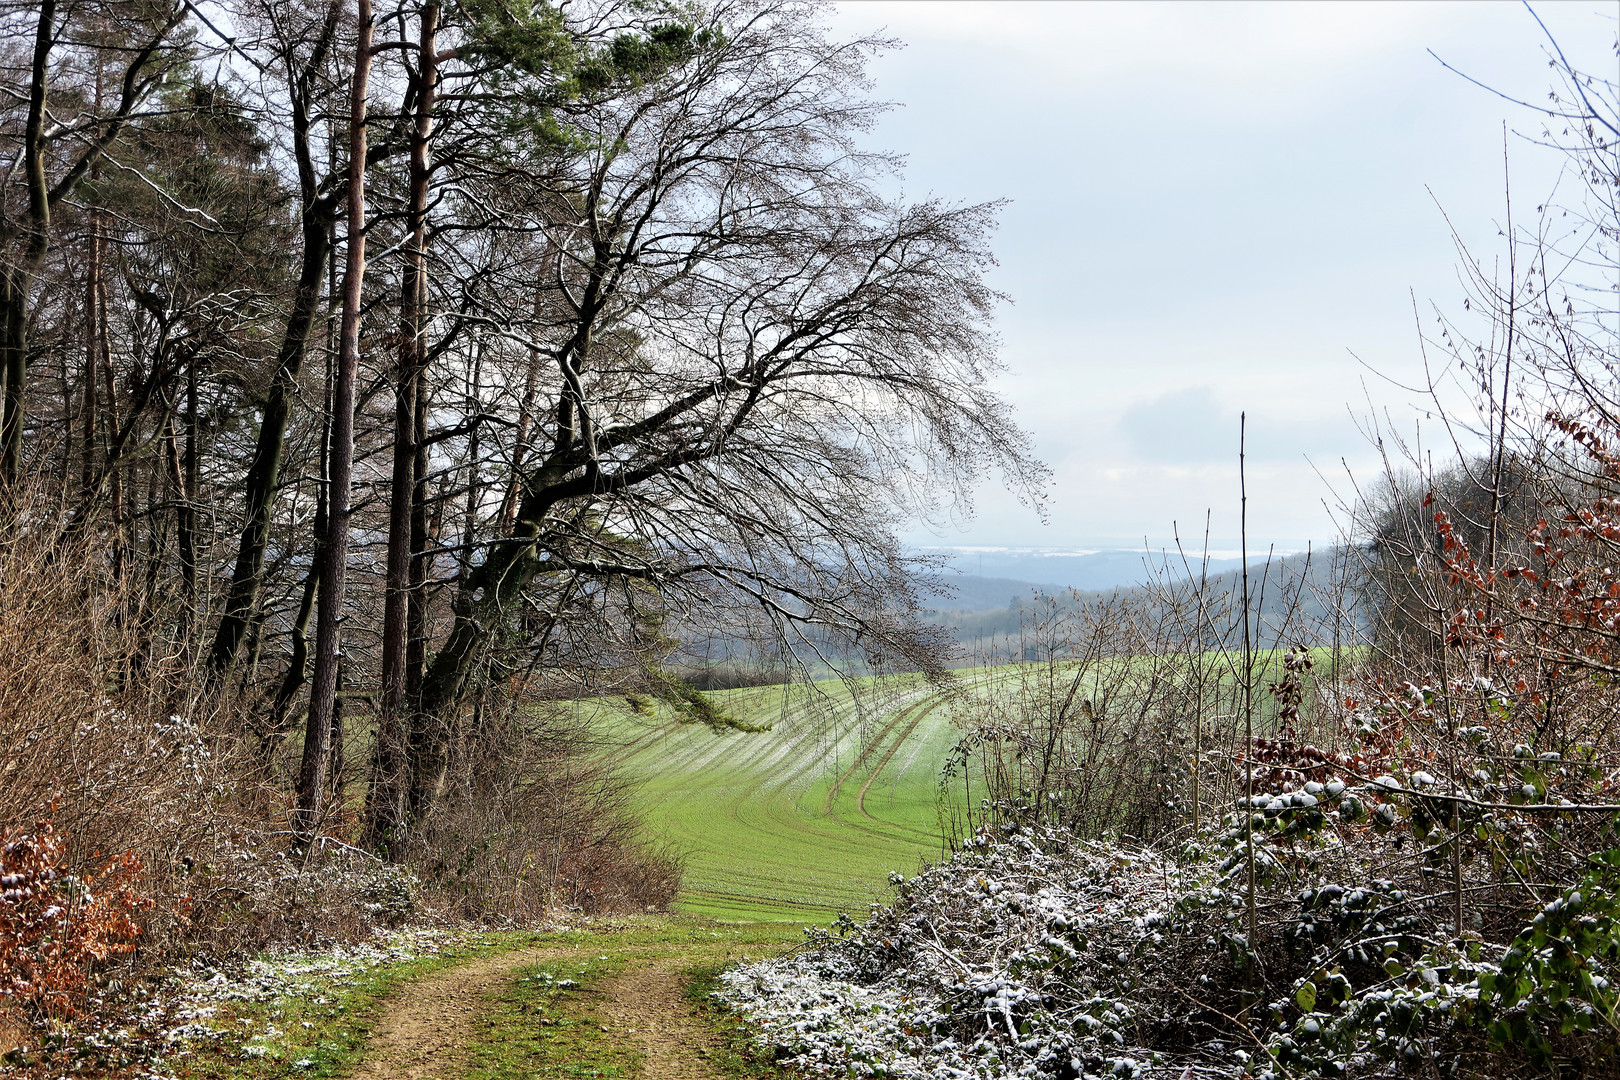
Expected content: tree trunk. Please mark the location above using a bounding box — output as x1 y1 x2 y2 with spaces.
207 218 335 677
296 0 373 848
414 480 559 722
498 282 546 532
269 344 330 757
402 415 436 820
455 343 484 602
401 322 433 822
0 0 56 495
82 215 103 500
99 294 124 583
405 342 485 825
371 2 439 849
407 379 431 697
381 0 439 713
177 359 197 631
207 0 345 678
0 273 24 497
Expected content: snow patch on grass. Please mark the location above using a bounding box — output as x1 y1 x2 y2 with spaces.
135 925 464 1076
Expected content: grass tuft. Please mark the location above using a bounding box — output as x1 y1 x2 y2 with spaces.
466 956 638 1080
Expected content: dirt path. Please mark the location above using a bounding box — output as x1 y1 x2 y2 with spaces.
353 945 727 1080
596 956 724 1080
352 946 576 1080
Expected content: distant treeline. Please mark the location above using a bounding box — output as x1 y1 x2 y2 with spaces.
922 548 1365 660
667 549 1368 685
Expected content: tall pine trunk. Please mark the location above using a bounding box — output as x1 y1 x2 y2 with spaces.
371 2 439 850
296 0 373 848
207 0 345 679
0 0 56 497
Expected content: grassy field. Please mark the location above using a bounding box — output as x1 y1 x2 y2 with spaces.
582 648 1354 924
581 673 969 923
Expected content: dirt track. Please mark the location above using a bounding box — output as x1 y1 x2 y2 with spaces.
596 956 725 1080
352 944 725 1080
351 946 568 1080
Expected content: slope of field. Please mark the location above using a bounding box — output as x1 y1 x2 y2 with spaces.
581 674 966 923
583 651 1340 924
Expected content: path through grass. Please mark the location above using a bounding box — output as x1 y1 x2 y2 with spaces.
463 919 801 1080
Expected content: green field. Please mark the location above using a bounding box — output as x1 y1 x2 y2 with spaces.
583 649 1352 924
583 674 969 923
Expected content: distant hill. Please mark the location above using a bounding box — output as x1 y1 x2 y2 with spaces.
918 547 1254 593
673 549 1364 682
915 574 1063 611
917 549 1367 656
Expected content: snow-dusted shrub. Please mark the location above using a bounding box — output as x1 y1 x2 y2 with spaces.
719 825 1236 1080
182 839 429 952
717 815 1620 1079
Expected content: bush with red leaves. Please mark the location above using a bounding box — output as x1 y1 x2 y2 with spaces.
0 820 151 1022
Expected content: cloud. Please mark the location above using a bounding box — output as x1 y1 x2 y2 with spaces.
841 0 1613 548
1118 386 1360 465
1119 386 1237 463
834 1 1465 116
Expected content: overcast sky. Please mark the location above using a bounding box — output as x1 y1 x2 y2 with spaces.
826 1 1616 552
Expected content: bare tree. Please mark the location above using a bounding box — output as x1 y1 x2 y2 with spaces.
358 0 1041 835
0 0 1042 864
295 0 375 847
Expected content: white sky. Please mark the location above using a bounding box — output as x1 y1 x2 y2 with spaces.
827 0 1618 550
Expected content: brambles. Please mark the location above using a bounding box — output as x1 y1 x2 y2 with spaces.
716 810 1620 1078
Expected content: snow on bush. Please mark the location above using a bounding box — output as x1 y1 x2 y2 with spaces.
717 826 1227 1080
716 815 1620 1080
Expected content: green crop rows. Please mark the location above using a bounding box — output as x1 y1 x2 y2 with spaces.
580 673 970 923
579 650 1348 924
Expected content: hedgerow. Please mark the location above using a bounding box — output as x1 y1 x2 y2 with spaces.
717 811 1620 1079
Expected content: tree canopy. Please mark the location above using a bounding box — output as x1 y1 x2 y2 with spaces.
0 0 1040 849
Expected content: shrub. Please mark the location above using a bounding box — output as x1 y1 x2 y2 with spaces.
0 819 151 1026
385 698 681 921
